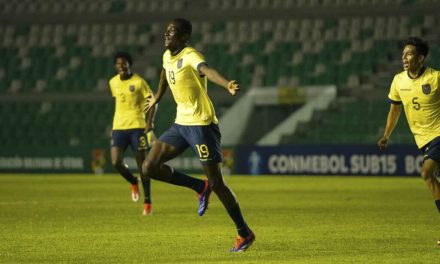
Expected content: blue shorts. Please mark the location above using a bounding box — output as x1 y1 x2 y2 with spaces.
421 136 440 163
111 129 149 152
159 123 223 164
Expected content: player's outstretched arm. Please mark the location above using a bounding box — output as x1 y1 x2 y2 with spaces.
377 103 402 149
199 64 240 96
144 69 168 113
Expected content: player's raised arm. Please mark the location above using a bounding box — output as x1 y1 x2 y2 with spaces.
144 69 168 113
199 64 240 96
377 103 402 149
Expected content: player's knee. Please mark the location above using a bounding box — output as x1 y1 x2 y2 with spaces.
141 160 158 178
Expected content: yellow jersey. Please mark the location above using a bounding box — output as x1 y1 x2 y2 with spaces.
162 46 218 125
388 67 440 148
109 73 152 130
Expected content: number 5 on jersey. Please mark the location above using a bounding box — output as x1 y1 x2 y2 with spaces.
412 97 420 110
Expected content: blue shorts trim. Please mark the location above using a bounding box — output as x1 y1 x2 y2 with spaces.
159 123 223 164
111 129 148 152
421 137 440 163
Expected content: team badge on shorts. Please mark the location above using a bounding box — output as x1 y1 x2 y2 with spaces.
177 58 183 69
422 84 431 94
129 85 135 92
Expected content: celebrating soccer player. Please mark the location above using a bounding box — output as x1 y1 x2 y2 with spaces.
142 18 255 251
109 51 156 215
377 37 440 246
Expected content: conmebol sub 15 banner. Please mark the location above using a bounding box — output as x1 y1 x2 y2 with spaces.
0 147 233 174
235 145 423 176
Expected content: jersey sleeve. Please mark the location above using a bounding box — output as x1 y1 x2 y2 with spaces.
186 50 206 75
109 80 115 97
388 76 402 104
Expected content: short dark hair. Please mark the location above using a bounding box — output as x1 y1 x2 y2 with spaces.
171 18 192 36
113 51 133 65
403 37 429 57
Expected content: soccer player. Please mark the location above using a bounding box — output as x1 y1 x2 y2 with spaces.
142 18 255 251
377 37 440 246
110 51 156 215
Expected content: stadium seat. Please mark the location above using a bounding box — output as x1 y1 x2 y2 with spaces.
1 1 439 147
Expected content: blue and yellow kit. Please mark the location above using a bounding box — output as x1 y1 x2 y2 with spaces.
109 73 152 130
388 67 440 148
162 46 218 126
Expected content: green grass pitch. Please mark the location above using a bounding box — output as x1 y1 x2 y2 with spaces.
0 174 439 263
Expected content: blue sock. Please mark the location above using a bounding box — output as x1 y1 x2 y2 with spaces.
169 170 205 193
117 164 137 185
435 200 440 213
226 203 250 238
141 177 151 204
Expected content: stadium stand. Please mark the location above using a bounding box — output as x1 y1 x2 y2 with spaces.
0 0 186 14
281 99 414 144
1 0 439 148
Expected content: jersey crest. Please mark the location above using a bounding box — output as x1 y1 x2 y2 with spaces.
129 85 135 92
422 84 431 94
177 58 183 69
